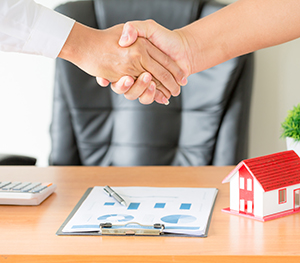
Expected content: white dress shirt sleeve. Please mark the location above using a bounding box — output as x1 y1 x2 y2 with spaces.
0 0 75 58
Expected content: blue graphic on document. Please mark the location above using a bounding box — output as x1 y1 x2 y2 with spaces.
97 214 134 222
180 203 191 210
154 203 166 208
127 203 140 210
161 214 196 224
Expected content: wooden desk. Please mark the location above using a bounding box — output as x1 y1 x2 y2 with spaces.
1 166 300 263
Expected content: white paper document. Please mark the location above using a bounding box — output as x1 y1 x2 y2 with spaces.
62 186 218 236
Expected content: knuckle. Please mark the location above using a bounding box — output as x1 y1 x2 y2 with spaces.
138 37 148 45
146 19 156 26
162 56 172 68
126 66 138 76
128 50 142 65
159 71 171 83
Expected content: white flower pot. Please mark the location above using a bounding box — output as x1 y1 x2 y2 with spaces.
286 137 300 156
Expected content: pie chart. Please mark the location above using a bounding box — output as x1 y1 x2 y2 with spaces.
161 214 196 224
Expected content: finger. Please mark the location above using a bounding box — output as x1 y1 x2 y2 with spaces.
119 22 138 47
141 40 181 97
150 77 171 99
111 76 134 94
154 89 170 105
124 72 152 101
146 41 186 95
96 77 110 87
138 81 156 105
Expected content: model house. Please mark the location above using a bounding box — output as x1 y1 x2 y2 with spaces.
222 150 300 221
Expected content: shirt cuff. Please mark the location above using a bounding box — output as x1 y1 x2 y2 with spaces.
23 5 75 59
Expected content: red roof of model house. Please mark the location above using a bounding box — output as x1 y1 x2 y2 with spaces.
222 150 300 192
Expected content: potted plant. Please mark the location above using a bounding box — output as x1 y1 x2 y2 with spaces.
281 103 300 156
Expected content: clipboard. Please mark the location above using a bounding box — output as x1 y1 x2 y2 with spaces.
57 187 218 237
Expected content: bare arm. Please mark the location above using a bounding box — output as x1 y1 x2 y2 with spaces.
179 0 300 73
111 0 300 103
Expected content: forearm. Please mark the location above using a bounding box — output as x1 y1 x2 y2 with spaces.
179 0 300 73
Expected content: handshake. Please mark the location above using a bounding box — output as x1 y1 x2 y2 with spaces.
59 20 194 105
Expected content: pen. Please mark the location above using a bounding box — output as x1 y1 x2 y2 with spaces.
103 185 127 207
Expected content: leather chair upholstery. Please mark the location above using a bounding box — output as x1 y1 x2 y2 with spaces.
50 0 254 166
0 154 36 165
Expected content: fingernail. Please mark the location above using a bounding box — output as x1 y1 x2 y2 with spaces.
143 74 151 83
163 97 169 105
125 78 133 87
120 33 128 44
181 77 188 86
148 83 155 92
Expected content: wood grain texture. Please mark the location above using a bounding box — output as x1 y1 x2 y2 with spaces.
1 166 299 263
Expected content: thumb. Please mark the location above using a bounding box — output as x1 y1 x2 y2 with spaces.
119 22 138 47
119 20 158 47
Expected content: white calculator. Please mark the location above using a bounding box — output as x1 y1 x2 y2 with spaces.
0 181 56 205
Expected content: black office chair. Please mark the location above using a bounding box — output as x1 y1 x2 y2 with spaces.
0 154 36 165
50 0 254 166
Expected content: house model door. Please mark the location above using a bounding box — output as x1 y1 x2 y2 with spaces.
239 166 254 214
294 189 300 210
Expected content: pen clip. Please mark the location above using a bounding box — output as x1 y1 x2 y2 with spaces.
103 187 111 196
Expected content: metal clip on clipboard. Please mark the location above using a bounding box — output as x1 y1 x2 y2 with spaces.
100 222 165 236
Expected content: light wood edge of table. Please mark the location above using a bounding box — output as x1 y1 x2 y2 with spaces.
1 255 299 263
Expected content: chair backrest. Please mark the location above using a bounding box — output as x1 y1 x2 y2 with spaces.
50 0 254 166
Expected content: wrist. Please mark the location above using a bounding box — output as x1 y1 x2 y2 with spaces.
177 21 232 73
175 27 202 76
58 22 93 66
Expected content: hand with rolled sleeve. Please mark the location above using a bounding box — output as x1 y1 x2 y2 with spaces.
0 0 186 105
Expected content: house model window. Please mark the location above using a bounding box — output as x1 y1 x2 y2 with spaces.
240 177 244 189
279 189 286 204
247 179 252 191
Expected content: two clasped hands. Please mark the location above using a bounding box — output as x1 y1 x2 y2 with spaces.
59 0 300 105
59 20 192 105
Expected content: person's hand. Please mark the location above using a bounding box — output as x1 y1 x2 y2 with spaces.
59 22 186 104
97 20 192 104
119 20 192 76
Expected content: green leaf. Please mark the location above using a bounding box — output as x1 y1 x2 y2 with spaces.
281 104 300 141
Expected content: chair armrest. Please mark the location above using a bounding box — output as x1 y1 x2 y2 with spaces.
0 154 37 165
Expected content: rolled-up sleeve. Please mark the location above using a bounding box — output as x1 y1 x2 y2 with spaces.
0 0 75 58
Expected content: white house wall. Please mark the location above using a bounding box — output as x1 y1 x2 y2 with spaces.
230 171 239 211
253 179 264 218
263 183 300 217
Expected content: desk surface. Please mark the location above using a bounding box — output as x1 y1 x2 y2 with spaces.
1 166 300 263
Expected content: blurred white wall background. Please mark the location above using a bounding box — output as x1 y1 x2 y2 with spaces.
0 0 299 166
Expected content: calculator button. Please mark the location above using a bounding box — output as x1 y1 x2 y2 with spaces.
0 182 11 189
12 182 31 191
21 182 41 192
30 185 47 193
2 182 22 190
29 183 53 193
